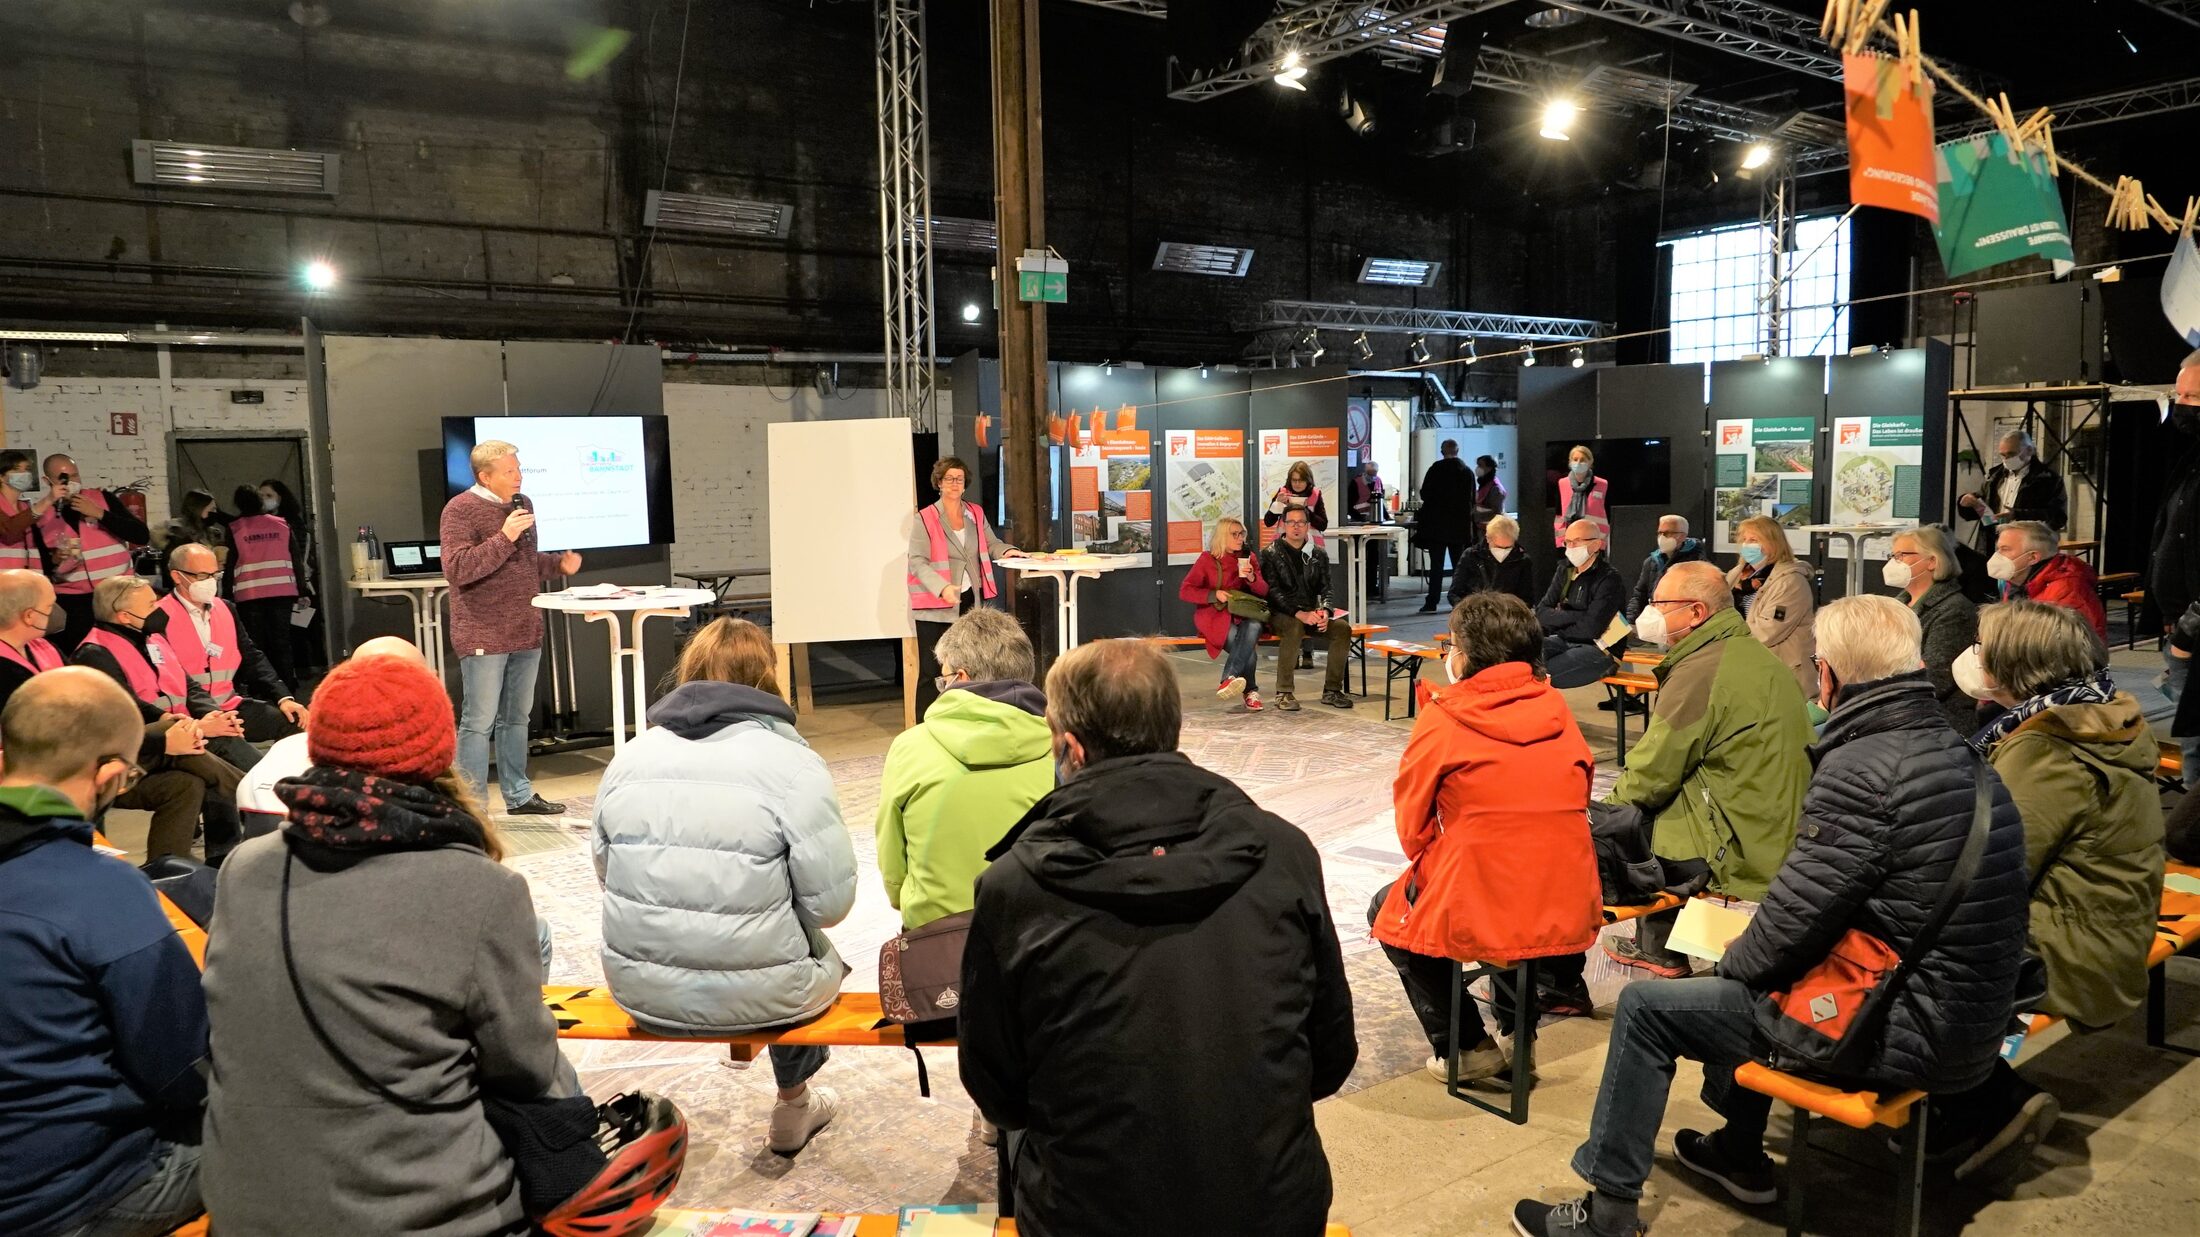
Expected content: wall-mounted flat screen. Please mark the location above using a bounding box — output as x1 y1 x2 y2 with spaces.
1544 437 1673 509
441 415 675 551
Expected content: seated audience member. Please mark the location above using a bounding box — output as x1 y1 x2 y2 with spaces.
1259 505 1354 710
1538 519 1626 689
0 569 216 864
1178 516 1271 709
1931 601 2165 1183
1989 520 2106 640
0 668 211 1237
1446 514 1535 609
232 637 422 831
76 575 250 860
1602 562 1811 979
76 571 259 771
1514 595 2031 1236
1369 593 1598 1082
1625 514 1710 623
144 542 308 747
202 652 575 1234
593 617 855 1155
1725 515 1816 700
1885 525 1979 734
960 639 1357 1237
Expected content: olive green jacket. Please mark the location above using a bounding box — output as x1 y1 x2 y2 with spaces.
1990 694 2165 1030
1606 607 1813 900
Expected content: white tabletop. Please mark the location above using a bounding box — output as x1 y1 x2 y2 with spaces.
532 587 716 613
1796 524 1904 536
996 554 1146 573
1324 523 1405 536
348 576 449 590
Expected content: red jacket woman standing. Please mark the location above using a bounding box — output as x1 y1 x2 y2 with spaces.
1178 517 1270 711
1367 592 1602 1081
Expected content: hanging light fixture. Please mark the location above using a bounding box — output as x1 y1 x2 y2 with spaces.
1352 332 1374 362
1520 343 1538 367
1569 347 1585 368
1408 334 1432 365
1274 50 1309 91
1301 329 1325 362
1539 99 1580 141
1458 337 1478 367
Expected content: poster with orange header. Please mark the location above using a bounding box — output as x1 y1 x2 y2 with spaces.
1256 427 1340 547
1163 428 1245 564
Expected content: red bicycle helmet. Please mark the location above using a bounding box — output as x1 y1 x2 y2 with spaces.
538 1092 690 1237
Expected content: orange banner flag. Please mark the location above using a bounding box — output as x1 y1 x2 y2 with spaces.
1844 51 1938 225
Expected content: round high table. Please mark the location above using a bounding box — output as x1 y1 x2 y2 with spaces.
347 577 451 678
1326 523 1407 623
532 588 716 751
993 554 1146 655
1797 523 1904 596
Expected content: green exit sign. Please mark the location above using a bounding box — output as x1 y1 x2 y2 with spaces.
1015 250 1067 304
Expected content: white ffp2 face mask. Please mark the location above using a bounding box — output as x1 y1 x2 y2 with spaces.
1952 645 1995 700
1565 544 1592 569
185 579 220 607
1985 552 2022 582
1657 535 1680 557
1880 559 1914 590
1488 544 1513 563
1634 605 1670 648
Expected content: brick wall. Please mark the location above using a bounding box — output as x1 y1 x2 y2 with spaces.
0 377 310 519
662 381 889 577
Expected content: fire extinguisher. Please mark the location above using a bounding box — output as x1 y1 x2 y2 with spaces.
115 480 150 540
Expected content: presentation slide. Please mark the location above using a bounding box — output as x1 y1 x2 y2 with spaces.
474 415 652 550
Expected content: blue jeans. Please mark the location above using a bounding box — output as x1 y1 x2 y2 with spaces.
459 648 542 805
1222 618 1261 690
770 1044 831 1091
50 1139 204 1237
1570 977 1770 1201
1545 636 1617 690
2160 646 2200 789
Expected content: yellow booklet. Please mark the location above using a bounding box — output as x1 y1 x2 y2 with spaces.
1668 898 1756 963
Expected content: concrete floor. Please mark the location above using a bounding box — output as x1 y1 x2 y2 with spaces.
98 580 2200 1233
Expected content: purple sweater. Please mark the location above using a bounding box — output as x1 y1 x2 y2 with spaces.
439 491 561 657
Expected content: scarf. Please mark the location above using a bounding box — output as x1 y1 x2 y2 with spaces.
274 765 487 853
1563 474 1592 524
1968 668 2117 755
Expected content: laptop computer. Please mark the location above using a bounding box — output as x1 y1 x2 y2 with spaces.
383 540 443 579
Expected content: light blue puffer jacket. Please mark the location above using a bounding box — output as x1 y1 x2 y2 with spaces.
591 681 857 1034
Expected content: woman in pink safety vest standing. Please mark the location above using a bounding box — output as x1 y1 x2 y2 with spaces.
907 455 1021 719
0 451 57 578
1551 443 1611 550
225 498 303 693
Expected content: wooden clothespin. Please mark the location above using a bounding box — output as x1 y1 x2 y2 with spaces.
2181 197 2199 238
1848 0 1893 54
2105 176 2151 231
1890 9 1925 88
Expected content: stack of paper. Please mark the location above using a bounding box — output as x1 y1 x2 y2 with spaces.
1667 898 1758 964
897 1204 998 1236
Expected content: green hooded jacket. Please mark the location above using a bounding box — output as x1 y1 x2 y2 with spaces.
875 680 1054 929
1990 694 2165 1030
1606 606 1812 900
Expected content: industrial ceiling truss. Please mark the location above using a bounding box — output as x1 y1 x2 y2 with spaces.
1254 299 1608 340
874 0 940 431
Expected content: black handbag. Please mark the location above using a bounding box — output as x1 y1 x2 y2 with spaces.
278 845 603 1218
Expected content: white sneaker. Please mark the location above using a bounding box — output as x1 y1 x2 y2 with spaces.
973 1110 1000 1146
1426 1041 1508 1083
1217 675 1246 699
768 1085 838 1154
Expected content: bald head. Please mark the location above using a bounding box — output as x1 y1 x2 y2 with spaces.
1656 561 1734 613
40 454 75 484
352 636 427 667
0 666 143 794
1562 519 1604 567
0 569 55 636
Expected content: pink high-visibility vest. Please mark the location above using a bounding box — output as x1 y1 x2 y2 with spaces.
228 514 300 602
35 490 134 595
907 501 997 610
78 626 188 714
0 491 38 572
154 592 243 710
0 637 64 675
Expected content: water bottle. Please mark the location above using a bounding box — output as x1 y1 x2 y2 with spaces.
351 526 372 581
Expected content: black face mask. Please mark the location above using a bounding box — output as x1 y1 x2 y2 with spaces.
2175 402 2200 438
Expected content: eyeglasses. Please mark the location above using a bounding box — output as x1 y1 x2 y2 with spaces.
934 674 961 693
173 568 219 583
1646 597 1698 612
98 755 146 794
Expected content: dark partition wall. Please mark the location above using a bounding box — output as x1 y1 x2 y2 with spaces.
1250 367 1351 608
1155 369 1255 638
1825 342 1953 599
1055 364 1163 639
1516 366 1600 591
1597 363 1711 572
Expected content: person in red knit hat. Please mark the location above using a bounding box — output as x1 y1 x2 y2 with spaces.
200 644 580 1235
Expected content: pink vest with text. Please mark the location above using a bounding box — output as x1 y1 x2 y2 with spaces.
154 592 243 709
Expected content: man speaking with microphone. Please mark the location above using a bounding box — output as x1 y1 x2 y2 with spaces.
440 439 581 815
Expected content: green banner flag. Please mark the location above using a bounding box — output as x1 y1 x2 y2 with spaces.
1932 133 2073 279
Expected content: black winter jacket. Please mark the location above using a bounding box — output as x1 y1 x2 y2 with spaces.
960 752 1357 1237
1447 541 1536 608
1717 673 2031 1093
1537 556 1625 646
1624 538 1712 621
1414 456 1476 544
1260 537 1336 616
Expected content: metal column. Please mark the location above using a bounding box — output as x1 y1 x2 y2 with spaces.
875 0 939 431
1758 169 1794 356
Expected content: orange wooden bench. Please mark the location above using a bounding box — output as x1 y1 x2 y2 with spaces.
544 986 949 1063
2159 740 2183 789
1600 670 1659 760
1151 623 1391 695
1365 639 1442 720
173 1210 1355 1236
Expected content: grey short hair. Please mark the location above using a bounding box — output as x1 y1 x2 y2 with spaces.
1997 429 2033 452
1659 514 1689 535
1486 514 1519 542
2182 348 2200 370
470 439 519 477
1045 639 1179 763
1979 599 2104 699
934 607 1035 684
1893 525 1959 583
0 569 49 628
1816 594 1922 684
1999 519 2059 558
93 575 152 622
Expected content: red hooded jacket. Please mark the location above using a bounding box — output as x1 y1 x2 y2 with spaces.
2012 553 2106 642
1373 661 1602 962
1177 549 1269 658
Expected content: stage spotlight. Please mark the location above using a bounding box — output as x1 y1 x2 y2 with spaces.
303 260 337 291
1569 347 1585 368
1740 142 1773 171
1274 50 1308 91
1520 344 1537 367
961 303 980 322
1408 334 1432 365
1458 337 1477 366
1200 364 1212 378
1301 329 1325 362
1538 99 1579 141
1352 332 1374 362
